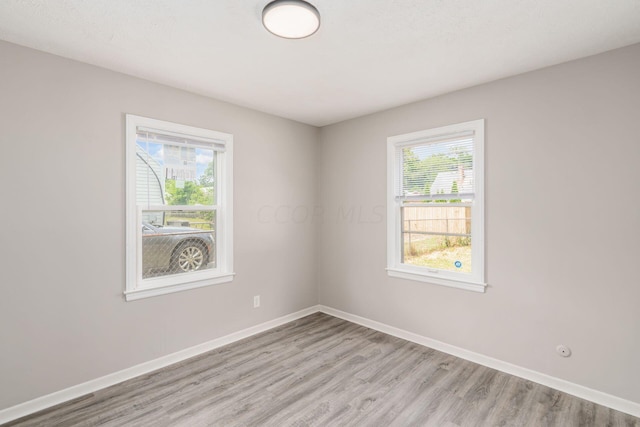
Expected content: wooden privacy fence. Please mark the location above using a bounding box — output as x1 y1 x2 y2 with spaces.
402 206 471 235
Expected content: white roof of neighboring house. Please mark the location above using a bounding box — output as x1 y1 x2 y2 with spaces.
430 169 474 195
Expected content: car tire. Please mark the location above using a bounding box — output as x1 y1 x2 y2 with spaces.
171 241 208 273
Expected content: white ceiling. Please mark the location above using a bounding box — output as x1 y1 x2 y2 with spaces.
1 1 639 126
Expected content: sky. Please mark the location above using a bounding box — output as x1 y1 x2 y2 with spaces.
137 141 214 179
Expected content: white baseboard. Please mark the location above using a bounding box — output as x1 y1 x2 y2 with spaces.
2 304 638 424
318 305 640 419
0 305 321 425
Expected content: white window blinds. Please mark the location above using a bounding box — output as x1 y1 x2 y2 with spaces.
395 130 475 202
136 126 227 151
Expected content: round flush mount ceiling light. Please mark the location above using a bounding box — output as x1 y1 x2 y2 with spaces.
262 0 320 39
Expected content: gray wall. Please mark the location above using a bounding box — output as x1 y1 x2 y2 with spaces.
1 39 639 412
0 41 319 409
318 44 640 404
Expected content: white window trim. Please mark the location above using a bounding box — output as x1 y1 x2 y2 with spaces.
386 119 486 293
125 115 234 301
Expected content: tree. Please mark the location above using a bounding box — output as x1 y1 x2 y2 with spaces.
165 180 212 206
199 162 214 188
450 180 461 203
450 146 473 170
402 149 427 194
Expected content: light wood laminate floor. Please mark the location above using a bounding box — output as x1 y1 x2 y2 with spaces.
4 313 639 426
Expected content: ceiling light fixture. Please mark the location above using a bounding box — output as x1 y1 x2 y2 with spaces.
262 0 320 39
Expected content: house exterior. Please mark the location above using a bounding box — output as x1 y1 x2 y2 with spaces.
430 167 474 196
136 144 165 224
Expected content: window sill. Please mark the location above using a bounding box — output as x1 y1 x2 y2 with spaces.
386 268 486 293
124 272 235 301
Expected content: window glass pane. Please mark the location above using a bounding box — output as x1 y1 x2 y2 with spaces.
141 209 216 279
402 205 471 273
400 138 473 198
136 140 216 208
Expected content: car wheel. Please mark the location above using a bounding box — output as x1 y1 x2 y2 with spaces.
172 241 207 272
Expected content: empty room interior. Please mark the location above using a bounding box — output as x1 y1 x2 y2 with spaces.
1 1 639 426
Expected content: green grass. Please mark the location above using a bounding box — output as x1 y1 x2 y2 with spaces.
403 235 472 273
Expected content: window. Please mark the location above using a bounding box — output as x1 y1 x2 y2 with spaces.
387 119 485 292
125 115 234 301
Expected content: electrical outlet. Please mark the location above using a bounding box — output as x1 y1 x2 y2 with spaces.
253 295 260 308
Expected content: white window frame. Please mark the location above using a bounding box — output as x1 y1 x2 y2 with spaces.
386 119 486 293
125 115 234 301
